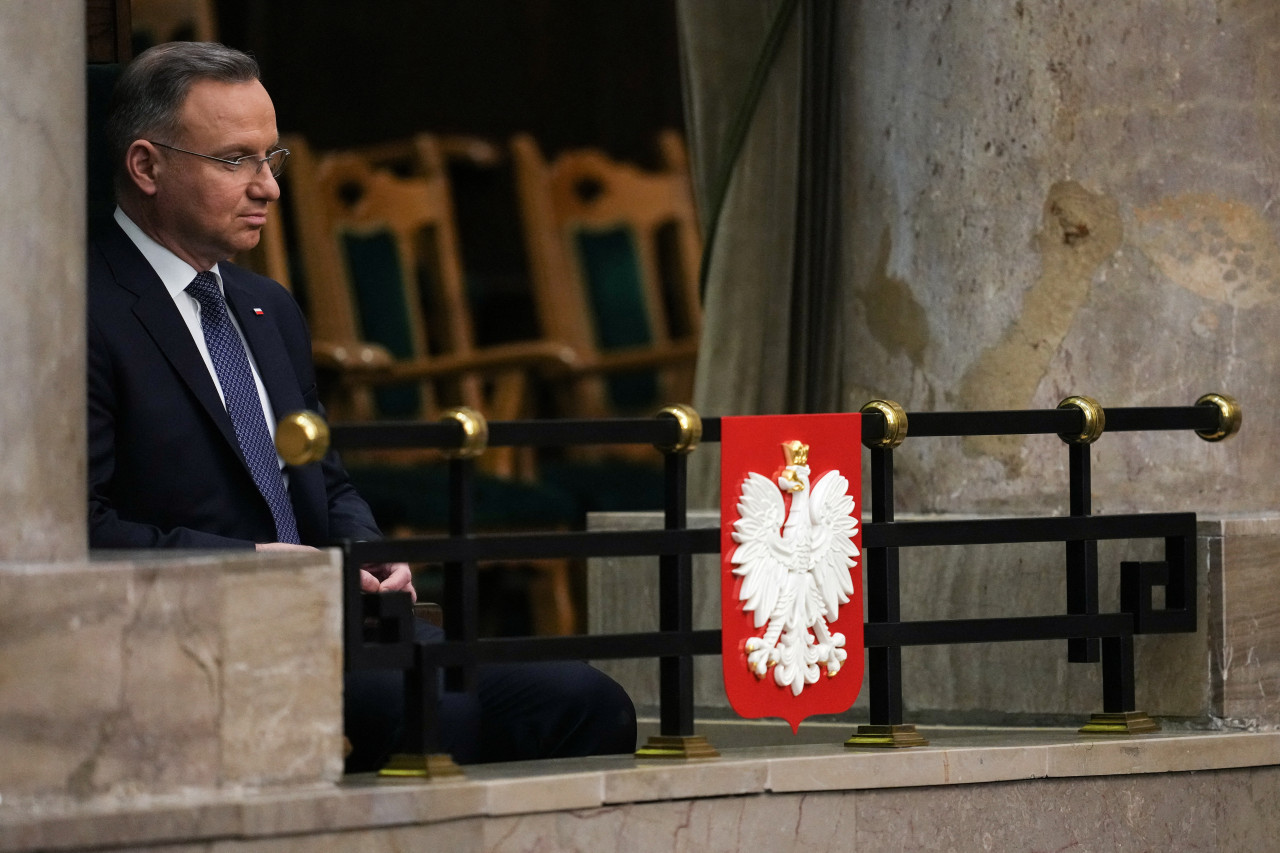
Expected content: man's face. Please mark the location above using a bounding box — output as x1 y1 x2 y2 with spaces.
147 78 280 271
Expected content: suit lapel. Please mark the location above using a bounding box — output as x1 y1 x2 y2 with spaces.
98 225 242 455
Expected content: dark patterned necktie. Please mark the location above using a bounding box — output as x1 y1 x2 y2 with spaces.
186 271 301 544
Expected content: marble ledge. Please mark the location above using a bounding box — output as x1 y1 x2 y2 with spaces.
1197 511 1280 537
5 727 1280 852
0 547 341 576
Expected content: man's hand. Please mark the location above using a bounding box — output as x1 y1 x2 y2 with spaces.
360 562 417 602
254 545 415 602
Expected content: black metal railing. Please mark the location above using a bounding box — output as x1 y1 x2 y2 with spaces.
312 394 1238 768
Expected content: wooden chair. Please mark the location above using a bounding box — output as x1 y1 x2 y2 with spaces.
510 131 703 421
282 134 578 472
277 133 582 635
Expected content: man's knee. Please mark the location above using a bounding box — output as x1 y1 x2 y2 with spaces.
468 659 634 760
587 667 638 754
535 661 637 757
346 626 637 768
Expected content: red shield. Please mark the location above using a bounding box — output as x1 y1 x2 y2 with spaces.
720 413 864 732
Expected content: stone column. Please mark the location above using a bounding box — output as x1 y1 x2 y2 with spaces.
0 1 86 560
842 1 1274 515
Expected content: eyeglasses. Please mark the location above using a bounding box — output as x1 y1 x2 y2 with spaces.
149 141 290 178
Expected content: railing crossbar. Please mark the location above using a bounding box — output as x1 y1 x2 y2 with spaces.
328 405 1219 453
390 609 1148 670
868 512 1195 548
894 406 1219 439
408 630 724 667
344 513 1193 565
866 613 1137 647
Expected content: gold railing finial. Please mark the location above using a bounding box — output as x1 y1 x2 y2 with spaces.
1057 396 1106 444
861 399 908 449
440 407 489 458
275 410 331 466
1194 393 1241 442
654 404 702 454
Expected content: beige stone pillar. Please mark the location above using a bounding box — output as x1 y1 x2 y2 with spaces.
842 1 1272 514
0 1 87 560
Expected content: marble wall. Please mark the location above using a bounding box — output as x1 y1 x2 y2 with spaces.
0 0 87 561
839 1 1278 516
54 767 1280 853
479 767 1280 853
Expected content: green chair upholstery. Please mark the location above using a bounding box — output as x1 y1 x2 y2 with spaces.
342 230 424 419
574 227 660 413
336 222 583 530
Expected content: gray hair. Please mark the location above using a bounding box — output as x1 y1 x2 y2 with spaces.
106 42 261 193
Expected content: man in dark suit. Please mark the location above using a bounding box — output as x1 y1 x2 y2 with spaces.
88 41 635 771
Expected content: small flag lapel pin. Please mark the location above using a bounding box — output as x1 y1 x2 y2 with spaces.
253 308 264 315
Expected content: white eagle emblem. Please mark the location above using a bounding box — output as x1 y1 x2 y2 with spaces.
730 441 860 696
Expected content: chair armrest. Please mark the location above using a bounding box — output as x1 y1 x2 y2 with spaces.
312 339 396 372
435 134 505 166
366 340 582 384
580 337 699 375
413 601 444 627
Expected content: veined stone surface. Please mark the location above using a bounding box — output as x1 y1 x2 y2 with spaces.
5 728 1280 852
839 1 1276 515
0 550 344 810
0 0 86 560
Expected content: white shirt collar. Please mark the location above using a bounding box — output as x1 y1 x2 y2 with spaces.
114 207 224 297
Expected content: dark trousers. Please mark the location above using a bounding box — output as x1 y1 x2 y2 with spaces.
344 619 637 772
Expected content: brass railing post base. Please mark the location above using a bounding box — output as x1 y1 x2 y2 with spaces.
378 753 465 779
845 724 930 748
1079 711 1161 735
635 734 720 760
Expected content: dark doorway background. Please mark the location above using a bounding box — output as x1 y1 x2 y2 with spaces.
214 0 685 165
204 0 689 353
